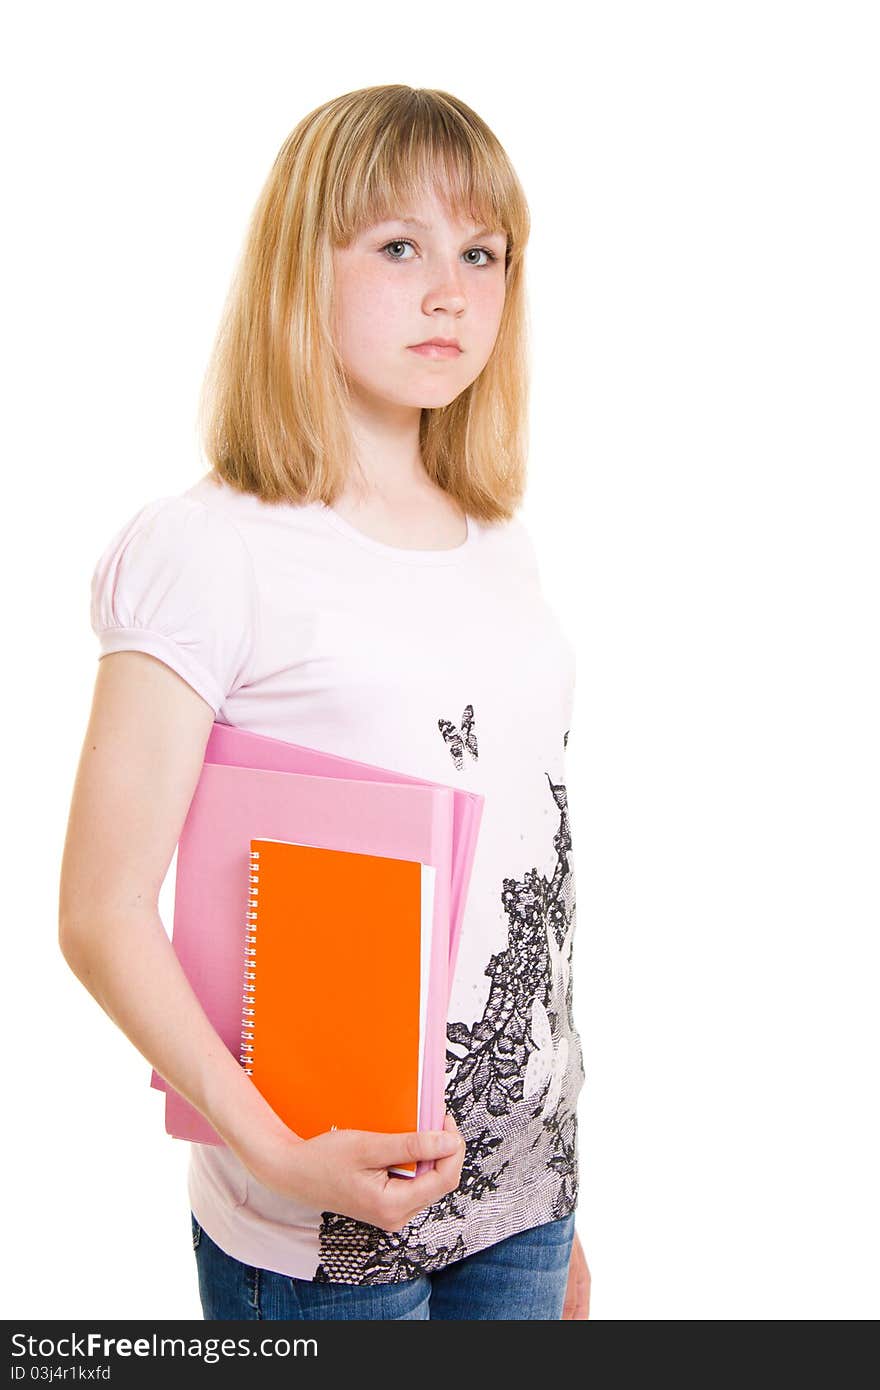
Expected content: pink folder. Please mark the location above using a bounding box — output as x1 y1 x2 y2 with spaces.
152 721 484 1175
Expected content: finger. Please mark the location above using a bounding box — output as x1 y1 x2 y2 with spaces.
431 1111 466 1182
361 1126 460 1169
380 1116 465 1203
381 1163 462 1219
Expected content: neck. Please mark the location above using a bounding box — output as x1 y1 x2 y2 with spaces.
342 387 430 502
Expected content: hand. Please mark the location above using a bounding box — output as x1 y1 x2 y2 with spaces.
246 1109 466 1232
562 1229 591 1319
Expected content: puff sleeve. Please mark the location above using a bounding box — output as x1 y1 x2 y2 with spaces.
89 495 258 715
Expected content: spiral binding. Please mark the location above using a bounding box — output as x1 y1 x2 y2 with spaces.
239 849 260 1074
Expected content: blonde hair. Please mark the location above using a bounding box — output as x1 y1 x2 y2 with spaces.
198 85 532 524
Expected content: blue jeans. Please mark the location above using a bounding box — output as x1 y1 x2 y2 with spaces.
191 1209 576 1320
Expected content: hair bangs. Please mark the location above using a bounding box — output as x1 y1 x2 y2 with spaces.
325 90 523 265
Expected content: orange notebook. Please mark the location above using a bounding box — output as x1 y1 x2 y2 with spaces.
240 837 434 1177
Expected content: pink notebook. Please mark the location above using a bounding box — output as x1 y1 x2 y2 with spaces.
152 722 484 1176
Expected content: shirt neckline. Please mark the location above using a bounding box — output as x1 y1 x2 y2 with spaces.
316 501 477 566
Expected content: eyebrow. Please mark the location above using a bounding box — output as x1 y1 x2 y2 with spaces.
375 216 506 240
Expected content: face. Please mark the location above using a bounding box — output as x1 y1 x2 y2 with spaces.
331 188 508 416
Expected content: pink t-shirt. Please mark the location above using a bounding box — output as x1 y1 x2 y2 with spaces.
90 469 585 1284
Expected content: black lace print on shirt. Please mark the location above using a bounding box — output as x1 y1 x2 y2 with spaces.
312 731 584 1285
437 703 478 770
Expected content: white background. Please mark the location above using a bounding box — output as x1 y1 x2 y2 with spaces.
3 1 877 1321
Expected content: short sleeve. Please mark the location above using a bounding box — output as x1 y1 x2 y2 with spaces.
89 494 258 715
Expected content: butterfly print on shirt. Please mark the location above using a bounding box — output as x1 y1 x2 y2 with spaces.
438 704 478 770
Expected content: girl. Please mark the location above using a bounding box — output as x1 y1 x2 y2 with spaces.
59 84 591 1320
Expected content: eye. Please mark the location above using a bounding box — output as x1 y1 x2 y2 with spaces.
380 238 498 267
463 246 498 267
381 239 417 262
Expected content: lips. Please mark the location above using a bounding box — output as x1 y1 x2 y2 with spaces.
408 340 462 359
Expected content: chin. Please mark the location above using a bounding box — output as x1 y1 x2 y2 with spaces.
350 373 468 412
408 377 472 408
417 389 466 409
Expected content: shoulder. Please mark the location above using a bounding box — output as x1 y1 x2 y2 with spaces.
89 477 259 715
92 478 255 583
479 510 542 579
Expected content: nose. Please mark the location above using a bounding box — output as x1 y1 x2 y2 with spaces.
421 257 467 316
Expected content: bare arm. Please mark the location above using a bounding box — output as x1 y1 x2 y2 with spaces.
58 651 465 1228
58 651 296 1166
